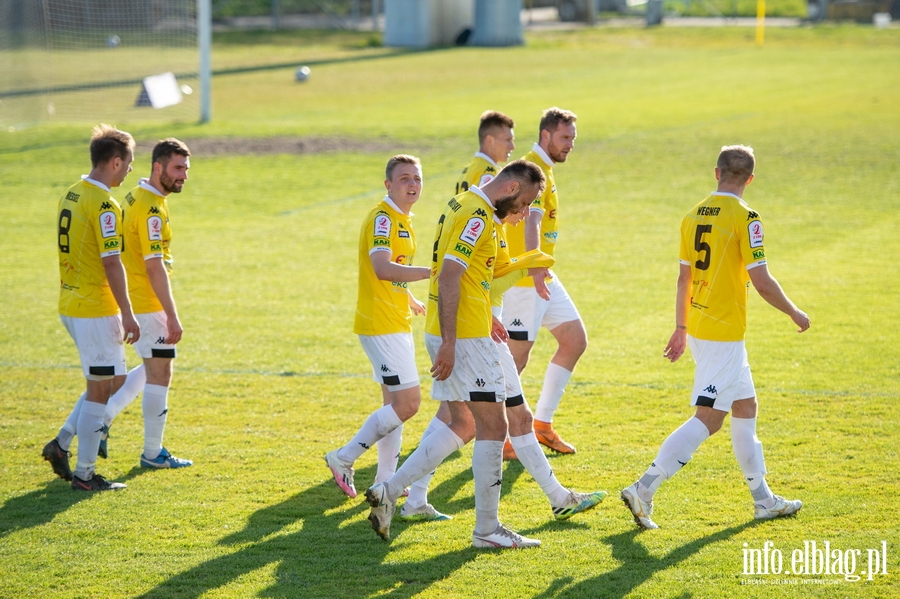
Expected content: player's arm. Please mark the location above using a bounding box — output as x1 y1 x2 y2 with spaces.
145 257 183 344
663 262 692 363
370 250 430 282
524 208 551 300
408 291 426 316
430 259 465 381
748 263 810 332
103 255 140 343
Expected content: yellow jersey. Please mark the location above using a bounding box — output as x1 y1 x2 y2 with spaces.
679 192 768 342
425 188 497 339
57 177 123 318
354 196 418 336
504 144 559 287
122 180 172 315
455 153 500 195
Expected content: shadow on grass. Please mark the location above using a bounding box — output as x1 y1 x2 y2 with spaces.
136 463 481 598
0 466 151 537
533 521 758 599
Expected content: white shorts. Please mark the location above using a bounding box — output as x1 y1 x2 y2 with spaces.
424 333 505 403
497 340 524 403
59 314 127 380
359 333 420 391
502 275 582 342
134 311 177 360
688 336 756 412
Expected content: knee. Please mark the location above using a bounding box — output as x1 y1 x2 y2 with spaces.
391 390 421 422
506 404 533 436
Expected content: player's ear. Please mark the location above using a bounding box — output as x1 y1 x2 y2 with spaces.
746 174 754 186
383 179 390 192
714 167 721 181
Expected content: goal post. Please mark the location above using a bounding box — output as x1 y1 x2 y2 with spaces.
0 0 211 129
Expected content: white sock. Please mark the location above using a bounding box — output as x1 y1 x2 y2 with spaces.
385 422 464 502
637 417 710 501
105 364 146 426
406 417 445 508
731 416 774 507
534 363 572 423
74 400 106 479
337 404 403 465
57 392 85 451
375 424 402 484
510 433 569 506
472 440 503 535
142 384 169 460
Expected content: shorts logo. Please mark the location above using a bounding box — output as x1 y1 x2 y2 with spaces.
748 220 764 248
147 215 163 241
374 214 391 238
511 319 524 327
453 242 472 258
380 364 390 372
460 217 485 245
156 336 166 344
703 384 718 395
474 378 485 388
99 210 118 238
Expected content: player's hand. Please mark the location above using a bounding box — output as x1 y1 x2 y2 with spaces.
430 342 455 381
663 328 687 363
122 313 141 345
165 315 183 345
532 269 552 301
409 296 426 316
791 309 810 333
490 316 508 344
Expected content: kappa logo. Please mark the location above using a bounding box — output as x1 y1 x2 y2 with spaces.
747 210 759 220
100 201 113 210
156 337 166 344
490 479 502 488
473 208 488 218
485 166 496 173
511 319 524 327
703 385 718 395
148 206 161 215
474 378 486 388
381 364 390 372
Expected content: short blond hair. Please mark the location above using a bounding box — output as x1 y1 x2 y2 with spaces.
717 145 755 184
385 154 420 181
539 107 577 137
89 124 134 167
478 110 515 145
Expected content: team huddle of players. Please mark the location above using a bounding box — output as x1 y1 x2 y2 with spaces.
326 107 811 548
41 110 809 547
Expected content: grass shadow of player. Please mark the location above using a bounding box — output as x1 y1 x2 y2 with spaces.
136 463 481 599
0 466 151 538
531 521 757 599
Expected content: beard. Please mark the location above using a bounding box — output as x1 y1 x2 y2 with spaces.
493 194 522 219
159 171 184 194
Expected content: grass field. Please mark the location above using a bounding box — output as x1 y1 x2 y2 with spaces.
1 24 899 599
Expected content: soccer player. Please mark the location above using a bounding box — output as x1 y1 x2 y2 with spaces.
325 155 431 499
364 160 547 549
621 145 810 529
105 138 193 469
42 124 139 491
455 110 516 195
503 107 585 455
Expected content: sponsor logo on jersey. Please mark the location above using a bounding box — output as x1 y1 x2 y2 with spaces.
697 206 721 216
747 210 759 220
395 254 407 264
125 192 135 206
99 211 118 238
373 238 390 247
147 215 163 241
374 214 391 237
485 256 494 268
100 201 113 210
460 217 485 245
473 208 488 218
150 242 163 253
448 198 462 212
548 209 557 219
103 239 119 250
148 206 161 215
752 249 766 261
543 231 558 242
453 242 473 258
398 230 410 238
65 191 80 203
748 220 764 248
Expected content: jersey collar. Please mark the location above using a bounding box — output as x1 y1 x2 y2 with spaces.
710 191 743 201
81 175 111 192
531 143 554 168
139 178 167 198
383 194 412 217
474 152 500 168
469 185 494 212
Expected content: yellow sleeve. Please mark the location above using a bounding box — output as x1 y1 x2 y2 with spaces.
492 249 555 278
490 270 525 306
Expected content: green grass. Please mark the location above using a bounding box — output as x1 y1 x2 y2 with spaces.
1 25 899 598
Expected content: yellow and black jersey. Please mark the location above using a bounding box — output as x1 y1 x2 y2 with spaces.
455 153 500 196
122 180 172 315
